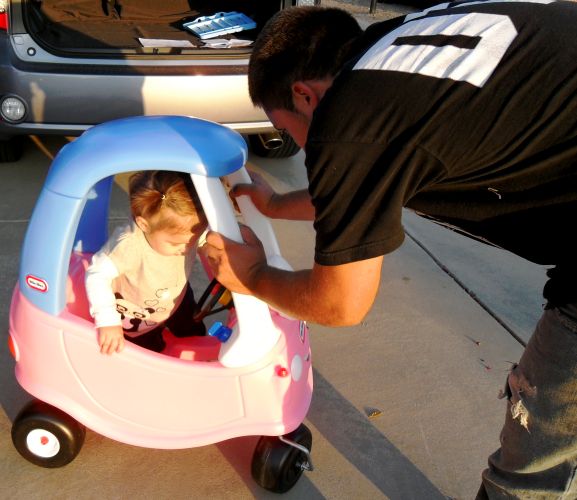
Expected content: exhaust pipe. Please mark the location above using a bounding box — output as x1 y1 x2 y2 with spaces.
256 130 284 150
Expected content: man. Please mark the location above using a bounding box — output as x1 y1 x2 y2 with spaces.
200 1 577 497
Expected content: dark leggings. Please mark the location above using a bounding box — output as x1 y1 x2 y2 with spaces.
125 286 205 352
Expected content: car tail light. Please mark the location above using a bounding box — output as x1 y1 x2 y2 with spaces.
0 0 7 31
1 96 26 122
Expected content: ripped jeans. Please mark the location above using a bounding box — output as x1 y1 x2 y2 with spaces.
478 303 577 499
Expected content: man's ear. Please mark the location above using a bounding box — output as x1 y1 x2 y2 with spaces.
134 216 150 233
291 81 318 117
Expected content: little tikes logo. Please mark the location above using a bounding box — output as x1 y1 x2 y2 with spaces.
26 274 48 293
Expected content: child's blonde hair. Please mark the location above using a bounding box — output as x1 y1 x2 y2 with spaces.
129 171 206 232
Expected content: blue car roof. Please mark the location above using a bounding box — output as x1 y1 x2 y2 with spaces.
45 115 247 196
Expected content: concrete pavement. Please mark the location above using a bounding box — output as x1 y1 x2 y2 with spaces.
0 133 548 499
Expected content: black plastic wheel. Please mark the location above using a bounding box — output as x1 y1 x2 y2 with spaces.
11 400 86 468
248 131 301 159
0 137 24 163
251 424 312 493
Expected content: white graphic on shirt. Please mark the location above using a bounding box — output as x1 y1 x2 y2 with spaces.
404 0 555 23
115 293 158 334
354 12 517 87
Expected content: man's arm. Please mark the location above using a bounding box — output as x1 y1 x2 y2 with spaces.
252 258 383 326
268 189 315 221
200 227 383 326
231 171 315 221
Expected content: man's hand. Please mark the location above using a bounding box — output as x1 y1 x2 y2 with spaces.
230 171 277 217
232 171 315 221
200 225 267 295
98 325 125 355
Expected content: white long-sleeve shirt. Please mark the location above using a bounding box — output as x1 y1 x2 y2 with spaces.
85 223 194 336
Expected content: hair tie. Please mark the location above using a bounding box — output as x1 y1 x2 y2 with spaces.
160 193 166 200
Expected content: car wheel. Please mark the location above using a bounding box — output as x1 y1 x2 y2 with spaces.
248 131 300 159
11 400 86 468
0 137 24 163
251 424 313 493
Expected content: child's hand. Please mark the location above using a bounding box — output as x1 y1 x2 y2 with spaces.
98 325 125 354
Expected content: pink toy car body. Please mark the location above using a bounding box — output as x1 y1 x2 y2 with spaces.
8 116 313 493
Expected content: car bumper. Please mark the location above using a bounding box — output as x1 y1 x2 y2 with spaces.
0 36 272 138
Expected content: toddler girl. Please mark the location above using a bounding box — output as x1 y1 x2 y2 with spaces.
86 170 207 354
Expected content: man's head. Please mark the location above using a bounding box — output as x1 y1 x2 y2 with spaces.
249 7 362 146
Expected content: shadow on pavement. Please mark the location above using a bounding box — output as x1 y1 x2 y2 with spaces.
308 369 446 499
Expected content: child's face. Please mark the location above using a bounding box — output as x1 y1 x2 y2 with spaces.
138 212 206 257
145 227 197 256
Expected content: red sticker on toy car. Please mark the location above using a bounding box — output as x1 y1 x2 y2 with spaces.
25 275 48 293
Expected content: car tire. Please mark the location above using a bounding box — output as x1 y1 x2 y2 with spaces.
0 137 24 163
248 131 301 159
11 400 86 468
251 424 312 493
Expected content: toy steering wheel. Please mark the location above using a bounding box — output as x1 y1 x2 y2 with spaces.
193 278 233 322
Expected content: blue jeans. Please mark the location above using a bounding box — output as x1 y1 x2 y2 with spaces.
478 303 577 499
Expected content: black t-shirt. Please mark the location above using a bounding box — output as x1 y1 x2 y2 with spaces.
306 0 577 275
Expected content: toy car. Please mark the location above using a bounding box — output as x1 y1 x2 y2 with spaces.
7 115 313 493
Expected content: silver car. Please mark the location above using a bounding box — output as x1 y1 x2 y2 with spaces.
0 0 315 162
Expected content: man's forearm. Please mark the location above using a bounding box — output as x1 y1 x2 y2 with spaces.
251 266 333 324
249 258 381 327
270 189 315 221
201 227 383 326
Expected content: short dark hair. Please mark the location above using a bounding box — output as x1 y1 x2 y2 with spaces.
249 7 362 111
